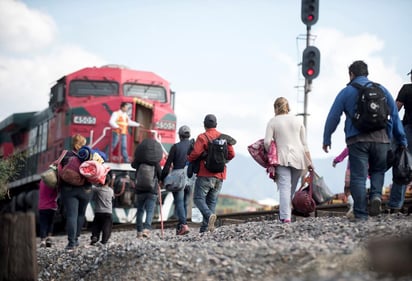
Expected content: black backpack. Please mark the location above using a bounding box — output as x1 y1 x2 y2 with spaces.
352 82 389 132
204 134 228 173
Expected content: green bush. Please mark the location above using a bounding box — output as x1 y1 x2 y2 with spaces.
0 152 26 200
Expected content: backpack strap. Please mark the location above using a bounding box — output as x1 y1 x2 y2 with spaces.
351 82 363 90
203 133 222 142
54 150 68 165
202 133 220 159
203 133 211 143
351 81 377 90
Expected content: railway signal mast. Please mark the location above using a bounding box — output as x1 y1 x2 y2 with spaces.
301 0 320 127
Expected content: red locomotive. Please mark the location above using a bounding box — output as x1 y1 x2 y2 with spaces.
0 64 177 223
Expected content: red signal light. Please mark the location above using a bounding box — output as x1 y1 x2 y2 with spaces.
302 46 320 79
301 0 319 26
307 68 315 76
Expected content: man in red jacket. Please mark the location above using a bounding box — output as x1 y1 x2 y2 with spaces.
188 114 235 233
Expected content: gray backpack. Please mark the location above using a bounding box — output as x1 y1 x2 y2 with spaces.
135 163 157 193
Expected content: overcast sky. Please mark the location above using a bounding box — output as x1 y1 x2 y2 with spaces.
0 0 411 160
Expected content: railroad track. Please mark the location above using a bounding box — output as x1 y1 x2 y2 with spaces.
111 198 412 233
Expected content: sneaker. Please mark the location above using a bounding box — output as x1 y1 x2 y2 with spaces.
177 224 190 235
280 219 291 224
142 229 151 238
136 232 143 239
346 207 354 219
369 197 382 216
207 214 217 232
348 216 368 223
90 236 99 246
384 208 402 214
39 240 46 248
45 238 53 247
65 244 76 251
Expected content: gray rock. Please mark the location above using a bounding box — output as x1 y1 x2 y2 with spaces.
37 214 412 281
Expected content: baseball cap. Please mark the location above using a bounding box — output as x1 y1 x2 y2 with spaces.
203 114 217 128
178 125 191 137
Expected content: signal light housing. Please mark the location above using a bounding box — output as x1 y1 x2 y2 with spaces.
302 46 320 80
301 0 319 26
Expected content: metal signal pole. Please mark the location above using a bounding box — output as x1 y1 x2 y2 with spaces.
300 0 320 128
303 25 312 128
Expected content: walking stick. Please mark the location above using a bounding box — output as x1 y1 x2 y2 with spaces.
157 182 164 239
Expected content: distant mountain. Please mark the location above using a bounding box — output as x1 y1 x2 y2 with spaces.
222 153 393 202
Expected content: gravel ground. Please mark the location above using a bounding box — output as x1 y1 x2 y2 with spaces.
37 213 412 281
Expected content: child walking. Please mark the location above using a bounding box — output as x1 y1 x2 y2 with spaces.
333 147 354 217
38 179 58 247
90 172 114 246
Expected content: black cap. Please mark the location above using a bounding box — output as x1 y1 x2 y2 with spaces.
203 114 217 128
408 69 412 75
178 125 191 138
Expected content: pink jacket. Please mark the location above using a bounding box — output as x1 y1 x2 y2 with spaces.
38 180 58 210
334 147 348 164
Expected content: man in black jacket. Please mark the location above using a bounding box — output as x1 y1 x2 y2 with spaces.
161 125 192 235
388 69 412 213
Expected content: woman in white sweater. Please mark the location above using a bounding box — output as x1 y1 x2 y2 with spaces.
264 97 313 223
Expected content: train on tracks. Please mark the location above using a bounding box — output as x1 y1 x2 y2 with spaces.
0 64 179 224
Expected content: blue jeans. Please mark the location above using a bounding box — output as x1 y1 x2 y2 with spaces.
60 186 93 247
389 182 407 209
173 189 187 226
348 142 389 219
184 183 193 216
389 124 412 209
135 192 158 232
112 132 129 162
193 176 222 232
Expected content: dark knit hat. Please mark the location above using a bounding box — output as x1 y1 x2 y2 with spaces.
203 114 217 128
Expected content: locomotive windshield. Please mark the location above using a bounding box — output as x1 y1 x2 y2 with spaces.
123 83 166 103
69 80 119 96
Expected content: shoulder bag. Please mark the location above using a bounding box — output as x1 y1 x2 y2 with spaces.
312 171 335 205
292 172 316 216
40 150 67 188
164 168 186 192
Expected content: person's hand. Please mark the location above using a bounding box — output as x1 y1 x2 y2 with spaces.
308 164 314 171
332 160 337 168
139 124 145 128
322 144 330 153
